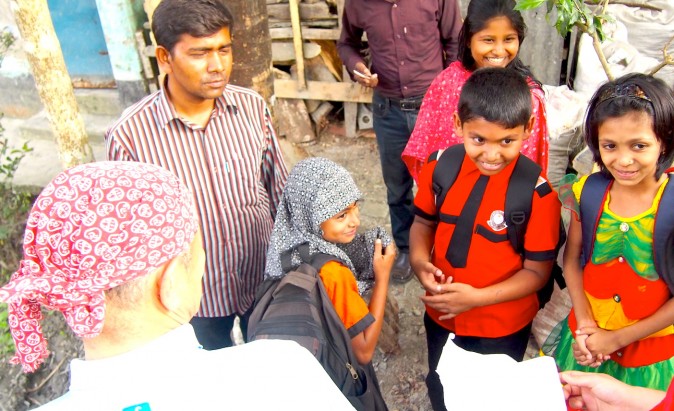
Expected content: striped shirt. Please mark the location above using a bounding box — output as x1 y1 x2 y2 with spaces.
106 84 288 317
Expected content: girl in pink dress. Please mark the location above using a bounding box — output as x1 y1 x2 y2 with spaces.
402 0 548 182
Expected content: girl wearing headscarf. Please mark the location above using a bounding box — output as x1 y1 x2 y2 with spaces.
265 157 395 368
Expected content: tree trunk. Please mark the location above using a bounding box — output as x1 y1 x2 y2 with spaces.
226 0 274 104
11 0 93 169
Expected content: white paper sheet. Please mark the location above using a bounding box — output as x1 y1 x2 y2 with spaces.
437 336 566 411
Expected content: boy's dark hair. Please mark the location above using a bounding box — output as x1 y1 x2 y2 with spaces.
584 73 674 180
152 0 234 54
458 0 541 88
457 67 532 129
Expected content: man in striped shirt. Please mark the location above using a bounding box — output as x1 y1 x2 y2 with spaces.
105 0 288 350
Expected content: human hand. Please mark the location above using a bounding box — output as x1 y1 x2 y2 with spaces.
372 239 395 283
414 261 448 294
572 333 596 366
581 327 618 362
353 62 378 89
571 319 601 365
573 336 609 367
421 281 480 320
560 371 664 411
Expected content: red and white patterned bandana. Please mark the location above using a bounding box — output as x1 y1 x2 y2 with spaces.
0 161 199 372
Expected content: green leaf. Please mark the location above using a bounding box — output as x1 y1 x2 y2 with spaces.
593 16 606 42
580 5 594 26
556 13 572 36
514 0 546 11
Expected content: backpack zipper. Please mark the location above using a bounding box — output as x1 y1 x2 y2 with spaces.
346 362 358 380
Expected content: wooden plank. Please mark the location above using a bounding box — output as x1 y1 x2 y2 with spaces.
272 41 321 64
314 39 343 81
334 0 345 29
274 79 373 103
268 2 333 21
288 0 306 89
270 27 341 40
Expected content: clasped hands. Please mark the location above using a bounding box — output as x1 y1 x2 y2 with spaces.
417 262 481 321
573 323 620 367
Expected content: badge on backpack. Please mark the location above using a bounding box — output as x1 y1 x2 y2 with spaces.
487 210 507 231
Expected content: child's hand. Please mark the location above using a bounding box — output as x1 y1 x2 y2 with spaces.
420 281 480 320
372 239 395 283
415 261 448 294
572 319 598 364
572 334 597 366
573 327 611 367
582 326 618 363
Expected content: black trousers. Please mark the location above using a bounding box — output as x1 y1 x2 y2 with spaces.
424 313 532 411
190 307 252 350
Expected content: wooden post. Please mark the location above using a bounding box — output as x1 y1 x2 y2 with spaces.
288 0 306 90
342 66 357 138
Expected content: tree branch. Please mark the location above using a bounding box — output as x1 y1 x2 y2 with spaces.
589 29 614 80
584 0 662 12
649 35 674 76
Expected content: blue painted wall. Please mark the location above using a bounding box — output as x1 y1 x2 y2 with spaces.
47 0 113 79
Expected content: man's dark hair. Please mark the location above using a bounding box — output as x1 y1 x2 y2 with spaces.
585 73 674 180
457 67 532 129
458 0 541 88
152 0 234 53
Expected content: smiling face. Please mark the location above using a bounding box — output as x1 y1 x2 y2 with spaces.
157 26 233 107
598 111 662 188
456 114 532 175
320 202 361 244
469 16 519 69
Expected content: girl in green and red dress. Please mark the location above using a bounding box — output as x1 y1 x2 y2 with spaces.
549 72 674 395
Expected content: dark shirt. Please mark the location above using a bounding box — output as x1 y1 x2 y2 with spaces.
337 0 462 99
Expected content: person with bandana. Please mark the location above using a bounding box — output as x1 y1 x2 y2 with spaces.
0 161 355 411
265 157 396 410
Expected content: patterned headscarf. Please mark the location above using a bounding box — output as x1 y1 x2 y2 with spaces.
0 161 199 373
264 157 393 292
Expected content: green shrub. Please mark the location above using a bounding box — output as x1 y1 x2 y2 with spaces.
0 28 34 358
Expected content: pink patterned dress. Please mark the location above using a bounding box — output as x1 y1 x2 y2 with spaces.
402 61 549 182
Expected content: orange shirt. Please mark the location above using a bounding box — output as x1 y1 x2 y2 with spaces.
319 261 374 338
414 153 561 337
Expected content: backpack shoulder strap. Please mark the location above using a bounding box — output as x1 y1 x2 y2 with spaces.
271 245 340 297
309 252 342 271
504 155 541 255
654 172 674 294
579 173 611 267
431 145 466 218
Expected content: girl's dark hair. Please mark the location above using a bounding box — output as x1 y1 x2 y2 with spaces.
584 73 674 180
458 0 541 88
152 0 234 54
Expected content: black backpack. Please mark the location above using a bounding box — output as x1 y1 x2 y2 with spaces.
429 145 566 308
248 244 388 411
579 170 674 294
